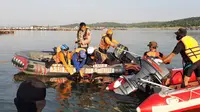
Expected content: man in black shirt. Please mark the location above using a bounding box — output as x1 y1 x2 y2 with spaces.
163 28 200 88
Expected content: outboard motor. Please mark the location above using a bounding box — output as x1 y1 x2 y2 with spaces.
113 44 139 64
107 57 170 95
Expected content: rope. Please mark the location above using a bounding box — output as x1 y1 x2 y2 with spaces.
116 47 142 57
164 87 200 103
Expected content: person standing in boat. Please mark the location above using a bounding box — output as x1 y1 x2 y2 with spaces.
72 48 87 77
53 44 74 75
98 29 120 54
75 22 91 49
86 46 107 65
163 28 200 88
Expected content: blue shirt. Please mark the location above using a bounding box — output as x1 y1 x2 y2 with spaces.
72 53 86 71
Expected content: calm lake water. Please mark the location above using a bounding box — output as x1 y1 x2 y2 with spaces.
1 29 200 112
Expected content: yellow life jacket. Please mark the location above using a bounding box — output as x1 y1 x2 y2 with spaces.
181 36 200 63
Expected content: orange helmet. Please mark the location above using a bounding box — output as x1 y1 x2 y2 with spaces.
106 29 113 35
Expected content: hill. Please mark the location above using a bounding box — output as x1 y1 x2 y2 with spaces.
61 17 200 28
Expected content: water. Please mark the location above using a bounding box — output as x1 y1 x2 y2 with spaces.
1 29 200 112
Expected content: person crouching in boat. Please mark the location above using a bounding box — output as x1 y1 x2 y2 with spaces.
53 44 74 75
72 48 87 77
75 22 91 49
163 28 200 88
143 41 165 59
98 29 119 54
86 46 107 65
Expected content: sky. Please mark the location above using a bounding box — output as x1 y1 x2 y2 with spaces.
0 0 200 26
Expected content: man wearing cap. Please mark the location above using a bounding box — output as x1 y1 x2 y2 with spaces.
72 48 87 77
143 41 165 59
14 78 46 112
163 28 200 88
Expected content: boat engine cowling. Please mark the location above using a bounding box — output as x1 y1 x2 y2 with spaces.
135 57 170 92
113 44 140 64
109 57 170 95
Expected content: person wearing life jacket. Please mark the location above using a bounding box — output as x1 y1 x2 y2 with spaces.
72 48 87 77
163 28 200 88
53 44 74 75
86 46 107 65
75 22 91 49
99 29 119 54
143 41 164 59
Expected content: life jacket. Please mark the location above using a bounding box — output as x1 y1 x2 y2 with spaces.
99 35 112 50
77 27 90 48
53 51 68 64
180 36 200 63
90 50 107 63
146 51 161 59
72 48 86 62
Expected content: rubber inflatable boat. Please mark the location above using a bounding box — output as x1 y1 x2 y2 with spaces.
106 57 200 112
11 44 139 77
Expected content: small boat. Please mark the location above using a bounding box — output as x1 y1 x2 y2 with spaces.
106 57 200 112
11 44 139 77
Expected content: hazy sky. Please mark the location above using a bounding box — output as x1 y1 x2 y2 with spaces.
0 0 200 26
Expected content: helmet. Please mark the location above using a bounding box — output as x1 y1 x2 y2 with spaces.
106 29 113 35
87 47 95 54
79 50 86 59
61 44 69 51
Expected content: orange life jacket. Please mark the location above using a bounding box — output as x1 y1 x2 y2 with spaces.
146 51 162 59
53 51 71 64
99 35 112 50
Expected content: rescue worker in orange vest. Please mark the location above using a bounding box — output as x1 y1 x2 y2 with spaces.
163 28 200 88
143 41 164 59
53 44 74 75
99 29 119 54
75 22 91 49
86 46 107 65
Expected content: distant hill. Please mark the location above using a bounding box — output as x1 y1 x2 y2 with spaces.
61 17 200 28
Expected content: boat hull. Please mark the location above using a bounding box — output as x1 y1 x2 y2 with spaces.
11 51 126 76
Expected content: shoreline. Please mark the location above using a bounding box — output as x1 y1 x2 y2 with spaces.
0 26 200 32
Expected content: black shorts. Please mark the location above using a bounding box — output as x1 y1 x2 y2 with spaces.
184 60 200 77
